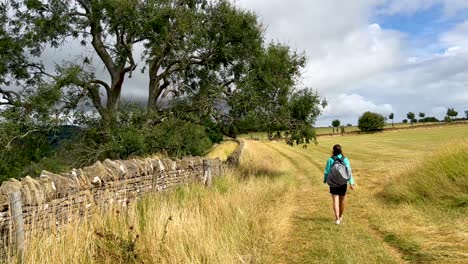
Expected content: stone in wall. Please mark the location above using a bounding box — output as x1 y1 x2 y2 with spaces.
68 168 91 189
0 179 22 211
121 159 139 178
161 158 177 171
81 161 113 186
20 176 45 206
105 160 129 180
40 171 80 199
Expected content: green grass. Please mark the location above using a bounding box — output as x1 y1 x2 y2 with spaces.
17 125 468 263
382 140 468 208
304 125 468 263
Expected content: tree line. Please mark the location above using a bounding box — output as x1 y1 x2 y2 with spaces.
0 0 325 181
329 107 466 133
359 108 465 132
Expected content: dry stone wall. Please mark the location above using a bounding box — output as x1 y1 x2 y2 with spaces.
226 139 244 166
0 139 243 257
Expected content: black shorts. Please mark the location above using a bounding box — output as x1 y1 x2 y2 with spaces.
330 184 347 196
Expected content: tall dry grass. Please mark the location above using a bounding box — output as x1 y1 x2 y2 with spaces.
382 139 468 208
370 139 468 262
15 141 295 264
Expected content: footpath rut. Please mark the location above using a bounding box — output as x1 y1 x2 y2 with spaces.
248 141 405 264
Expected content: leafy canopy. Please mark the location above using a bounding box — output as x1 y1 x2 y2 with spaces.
358 111 385 132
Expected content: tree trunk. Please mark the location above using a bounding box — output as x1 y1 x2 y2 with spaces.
148 77 159 111
107 74 125 111
148 67 170 112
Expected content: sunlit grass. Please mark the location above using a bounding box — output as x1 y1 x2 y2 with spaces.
204 140 239 161
17 139 296 264
14 125 468 263
301 125 468 263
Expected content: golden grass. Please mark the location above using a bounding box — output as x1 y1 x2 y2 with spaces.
204 140 239 161
13 125 468 263
383 139 468 207
16 140 296 264
301 125 468 263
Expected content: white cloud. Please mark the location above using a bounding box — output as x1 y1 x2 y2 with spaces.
380 0 468 16
441 20 468 51
236 0 468 125
318 93 393 126
305 23 403 93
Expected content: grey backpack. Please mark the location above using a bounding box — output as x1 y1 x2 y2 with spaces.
327 156 351 187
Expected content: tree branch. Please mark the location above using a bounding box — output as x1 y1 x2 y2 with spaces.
89 79 111 95
26 63 56 79
88 10 117 77
6 129 40 150
0 88 22 106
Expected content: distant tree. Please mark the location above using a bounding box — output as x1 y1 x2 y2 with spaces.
388 113 394 128
412 118 418 124
419 112 426 124
346 123 352 127
420 117 439 123
332 119 341 133
465 110 468 119
402 119 408 124
446 108 458 121
407 112 415 126
358 112 385 132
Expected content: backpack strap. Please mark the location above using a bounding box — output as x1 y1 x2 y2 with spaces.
331 156 344 165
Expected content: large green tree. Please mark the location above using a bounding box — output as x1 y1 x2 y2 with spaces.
228 43 306 135
141 1 263 113
9 0 145 119
287 88 324 145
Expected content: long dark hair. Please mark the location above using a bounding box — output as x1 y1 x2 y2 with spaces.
332 144 343 156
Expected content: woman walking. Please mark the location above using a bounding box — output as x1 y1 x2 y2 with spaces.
323 144 355 225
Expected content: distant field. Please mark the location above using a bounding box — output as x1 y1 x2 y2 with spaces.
238 122 457 139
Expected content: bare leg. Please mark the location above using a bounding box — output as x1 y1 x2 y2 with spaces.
339 195 346 219
332 195 340 220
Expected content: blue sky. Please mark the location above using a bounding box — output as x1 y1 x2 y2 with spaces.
237 0 468 126
377 3 468 56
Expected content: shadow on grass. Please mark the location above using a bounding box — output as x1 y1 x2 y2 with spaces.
294 216 330 225
237 165 286 179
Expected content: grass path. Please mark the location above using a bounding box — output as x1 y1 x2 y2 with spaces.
254 141 403 264
242 125 467 263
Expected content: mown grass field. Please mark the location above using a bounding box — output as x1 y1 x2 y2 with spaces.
15 125 467 263
238 122 450 139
